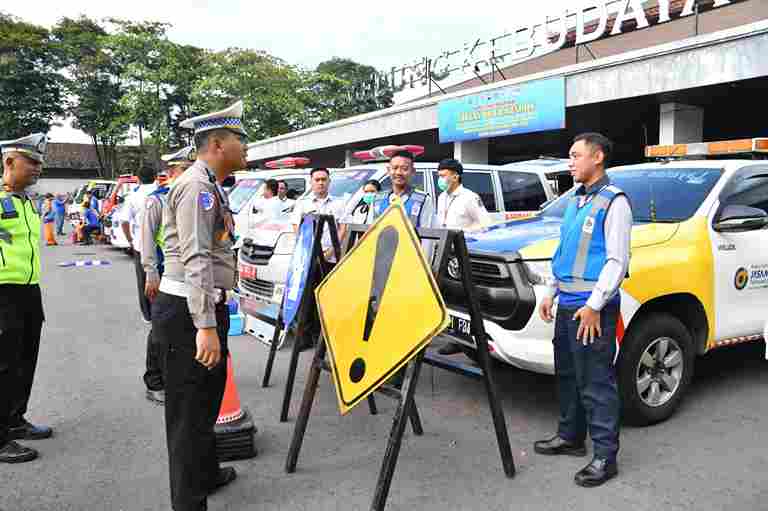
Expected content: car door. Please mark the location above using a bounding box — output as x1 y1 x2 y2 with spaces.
709 165 768 340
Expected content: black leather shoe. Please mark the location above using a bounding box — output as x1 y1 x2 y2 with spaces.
146 389 165 405
574 457 618 487
534 435 587 456
8 419 53 440
209 467 237 494
437 343 463 355
0 441 39 463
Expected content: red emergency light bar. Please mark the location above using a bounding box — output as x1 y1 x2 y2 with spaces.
265 156 311 169
352 145 425 162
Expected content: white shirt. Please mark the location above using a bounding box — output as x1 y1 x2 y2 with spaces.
252 195 287 221
436 185 491 231
291 193 347 255
122 183 157 253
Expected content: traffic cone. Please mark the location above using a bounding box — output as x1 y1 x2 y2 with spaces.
214 354 257 461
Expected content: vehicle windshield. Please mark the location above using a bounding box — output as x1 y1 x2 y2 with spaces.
541 167 723 223
229 178 264 214
327 169 377 200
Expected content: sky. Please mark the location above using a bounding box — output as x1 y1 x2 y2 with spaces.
10 0 576 143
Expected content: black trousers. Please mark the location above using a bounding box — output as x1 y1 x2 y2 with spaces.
134 254 164 390
0 285 44 446
152 292 230 511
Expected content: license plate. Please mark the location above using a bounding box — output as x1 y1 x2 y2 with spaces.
448 315 475 345
240 297 262 317
239 262 257 280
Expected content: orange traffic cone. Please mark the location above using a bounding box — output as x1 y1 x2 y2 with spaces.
214 354 257 461
217 355 245 424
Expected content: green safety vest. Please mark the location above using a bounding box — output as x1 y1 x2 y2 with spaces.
0 191 41 285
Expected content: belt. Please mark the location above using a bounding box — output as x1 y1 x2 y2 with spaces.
159 278 226 304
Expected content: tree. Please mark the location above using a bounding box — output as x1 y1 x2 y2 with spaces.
0 12 65 138
307 57 394 123
51 16 129 178
190 48 309 141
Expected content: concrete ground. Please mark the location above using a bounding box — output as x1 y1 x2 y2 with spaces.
2 240 767 511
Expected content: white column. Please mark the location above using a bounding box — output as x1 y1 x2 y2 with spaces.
453 139 489 164
344 150 354 168
659 103 704 145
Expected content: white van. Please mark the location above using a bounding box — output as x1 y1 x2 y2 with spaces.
237 160 557 345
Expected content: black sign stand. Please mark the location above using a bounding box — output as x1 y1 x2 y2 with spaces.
284 220 514 511
267 215 379 422
261 310 283 388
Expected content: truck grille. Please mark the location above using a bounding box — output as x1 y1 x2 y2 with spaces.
240 278 274 300
240 239 274 265
440 257 535 331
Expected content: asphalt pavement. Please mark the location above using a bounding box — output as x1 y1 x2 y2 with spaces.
2 239 768 511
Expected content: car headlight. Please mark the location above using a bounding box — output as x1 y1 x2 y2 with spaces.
523 260 553 286
274 232 297 255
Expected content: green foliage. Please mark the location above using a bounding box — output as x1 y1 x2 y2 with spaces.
0 12 65 138
3 13 391 170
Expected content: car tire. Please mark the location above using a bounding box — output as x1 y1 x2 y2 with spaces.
618 313 695 426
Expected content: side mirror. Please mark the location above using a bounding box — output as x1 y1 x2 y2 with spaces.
713 205 768 232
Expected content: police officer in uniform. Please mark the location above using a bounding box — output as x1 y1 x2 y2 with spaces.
139 146 195 404
535 133 632 487
0 133 53 464
367 150 433 229
152 102 246 511
433 158 491 356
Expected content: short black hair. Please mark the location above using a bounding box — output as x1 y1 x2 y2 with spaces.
438 158 463 175
265 178 278 195
194 128 234 153
364 179 381 191
137 166 157 184
573 132 613 166
390 150 414 163
310 168 330 178
277 179 288 187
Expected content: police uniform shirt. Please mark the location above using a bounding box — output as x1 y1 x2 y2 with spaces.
545 180 632 311
160 161 236 329
124 183 157 253
436 185 491 231
291 192 346 253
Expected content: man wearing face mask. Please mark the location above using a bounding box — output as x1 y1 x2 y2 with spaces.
434 158 491 355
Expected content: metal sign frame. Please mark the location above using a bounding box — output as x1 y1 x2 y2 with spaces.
284 220 515 511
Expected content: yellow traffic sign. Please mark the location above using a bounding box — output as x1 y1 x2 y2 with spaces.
316 202 449 415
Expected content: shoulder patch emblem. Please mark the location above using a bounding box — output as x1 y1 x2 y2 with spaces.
198 191 215 211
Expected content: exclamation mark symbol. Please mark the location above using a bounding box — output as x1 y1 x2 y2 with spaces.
349 226 399 383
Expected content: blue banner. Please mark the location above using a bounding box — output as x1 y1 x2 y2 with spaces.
282 215 315 329
438 77 565 143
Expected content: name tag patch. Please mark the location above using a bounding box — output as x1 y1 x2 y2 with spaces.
583 216 595 234
198 191 215 211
